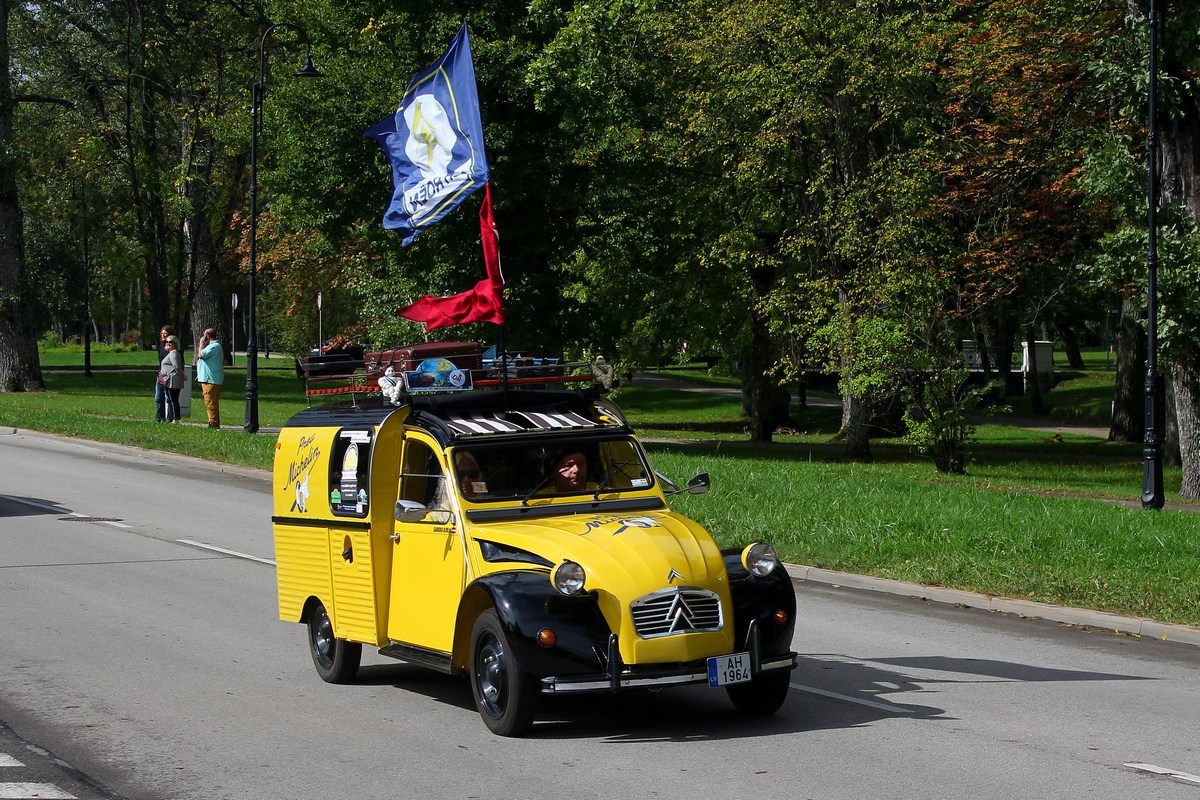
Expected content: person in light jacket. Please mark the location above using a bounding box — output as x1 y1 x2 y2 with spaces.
159 335 184 423
195 328 225 429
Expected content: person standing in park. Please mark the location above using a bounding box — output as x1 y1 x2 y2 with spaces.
158 335 184 422
153 325 174 422
195 328 225 429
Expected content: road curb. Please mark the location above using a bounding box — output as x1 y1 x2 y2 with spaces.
786 562 1200 648
4 427 271 483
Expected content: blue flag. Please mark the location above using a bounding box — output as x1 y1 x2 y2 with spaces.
364 23 489 245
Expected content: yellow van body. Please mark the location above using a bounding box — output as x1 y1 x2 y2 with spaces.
272 388 795 735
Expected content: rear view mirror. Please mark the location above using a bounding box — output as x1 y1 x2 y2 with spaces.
394 499 428 522
686 473 710 495
394 499 452 524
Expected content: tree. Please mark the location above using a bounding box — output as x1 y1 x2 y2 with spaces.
1151 1 1200 496
0 0 44 392
1087 1 1200 495
932 0 1119 405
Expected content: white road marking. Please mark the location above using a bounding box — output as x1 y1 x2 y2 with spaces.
176 539 276 566
0 783 77 799
790 683 911 714
1124 762 1200 786
0 755 21 767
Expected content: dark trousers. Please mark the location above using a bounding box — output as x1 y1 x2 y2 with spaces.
165 387 181 422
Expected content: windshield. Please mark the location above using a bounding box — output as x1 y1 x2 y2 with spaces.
451 436 653 502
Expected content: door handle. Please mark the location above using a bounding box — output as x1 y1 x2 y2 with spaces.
389 533 401 542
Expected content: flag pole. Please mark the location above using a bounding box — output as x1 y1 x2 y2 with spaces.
498 322 510 402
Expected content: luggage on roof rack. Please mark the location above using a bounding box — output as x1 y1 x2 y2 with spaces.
365 342 483 376
297 341 596 404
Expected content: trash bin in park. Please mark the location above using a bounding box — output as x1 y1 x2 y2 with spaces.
180 365 193 418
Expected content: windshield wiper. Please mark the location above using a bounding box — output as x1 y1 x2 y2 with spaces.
521 475 552 506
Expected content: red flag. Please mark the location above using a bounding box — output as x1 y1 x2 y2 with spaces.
397 184 505 331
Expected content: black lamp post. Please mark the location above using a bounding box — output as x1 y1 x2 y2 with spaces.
246 23 322 433
1142 0 1165 509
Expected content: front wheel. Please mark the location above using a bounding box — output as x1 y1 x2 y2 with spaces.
307 601 361 684
469 609 537 736
726 669 790 715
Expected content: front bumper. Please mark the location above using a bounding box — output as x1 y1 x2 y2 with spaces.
540 618 797 694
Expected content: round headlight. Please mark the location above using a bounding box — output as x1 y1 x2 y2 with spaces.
552 560 586 596
741 542 778 577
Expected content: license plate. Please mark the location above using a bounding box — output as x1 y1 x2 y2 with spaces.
707 652 752 687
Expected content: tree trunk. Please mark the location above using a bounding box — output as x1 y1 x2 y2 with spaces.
742 311 790 441
995 303 1019 396
1163 373 1181 467
0 0 44 392
1156 15 1200 495
122 11 170 348
1024 328 1043 413
839 388 871 460
178 91 240 363
1172 359 1200 498
1058 320 1085 369
185 211 225 358
1109 292 1144 441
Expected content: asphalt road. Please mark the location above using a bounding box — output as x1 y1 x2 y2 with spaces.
2 429 1199 800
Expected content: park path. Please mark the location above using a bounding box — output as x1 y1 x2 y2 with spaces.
633 371 1112 439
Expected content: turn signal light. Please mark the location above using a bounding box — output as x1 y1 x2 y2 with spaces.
537 628 557 647
773 609 788 625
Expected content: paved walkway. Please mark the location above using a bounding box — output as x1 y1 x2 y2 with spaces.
633 372 1112 438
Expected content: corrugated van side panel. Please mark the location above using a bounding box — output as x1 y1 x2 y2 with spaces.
275 525 332 621
330 527 382 644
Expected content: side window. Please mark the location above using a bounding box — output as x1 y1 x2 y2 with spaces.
398 438 449 522
329 428 373 517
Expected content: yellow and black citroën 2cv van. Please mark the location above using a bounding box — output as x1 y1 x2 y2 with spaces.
272 346 797 735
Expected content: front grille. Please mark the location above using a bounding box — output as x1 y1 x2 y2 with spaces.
630 587 723 638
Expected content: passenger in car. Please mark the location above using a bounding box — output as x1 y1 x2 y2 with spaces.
455 451 486 498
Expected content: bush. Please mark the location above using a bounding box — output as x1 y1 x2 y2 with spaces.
901 368 995 474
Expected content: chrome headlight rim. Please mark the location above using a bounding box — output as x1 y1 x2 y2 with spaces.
740 541 778 577
551 560 586 596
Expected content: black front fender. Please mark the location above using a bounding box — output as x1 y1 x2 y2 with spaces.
723 550 797 656
456 571 613 678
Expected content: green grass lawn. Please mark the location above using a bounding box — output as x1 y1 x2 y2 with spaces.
5 347 1198 628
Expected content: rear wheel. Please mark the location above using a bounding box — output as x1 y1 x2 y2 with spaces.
469 609 537 736
726 669 790 715
307 601 361 684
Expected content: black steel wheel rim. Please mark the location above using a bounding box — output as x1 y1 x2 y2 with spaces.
311 607 335 669
475 632 508 719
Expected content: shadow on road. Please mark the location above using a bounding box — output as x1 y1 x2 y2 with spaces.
0 495 72 518
354 654 951 741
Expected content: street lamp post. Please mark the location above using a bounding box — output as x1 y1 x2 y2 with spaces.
1142 0 1165 509
246 23 322 433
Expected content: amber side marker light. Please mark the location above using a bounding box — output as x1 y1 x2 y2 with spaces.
773 609 789 625
537 629 557 647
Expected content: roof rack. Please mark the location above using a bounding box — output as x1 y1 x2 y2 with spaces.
295 342 596 405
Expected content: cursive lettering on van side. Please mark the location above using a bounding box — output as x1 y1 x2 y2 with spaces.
284 435 321 513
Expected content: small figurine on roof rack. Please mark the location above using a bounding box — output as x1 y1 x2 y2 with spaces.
592 355 615 392
378 366 404 405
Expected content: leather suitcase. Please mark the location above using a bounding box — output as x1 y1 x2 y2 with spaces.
396 342 483 372
366 343 482 375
